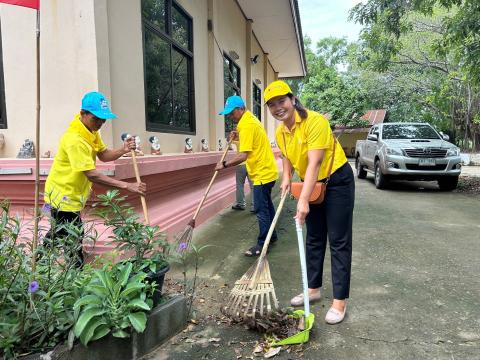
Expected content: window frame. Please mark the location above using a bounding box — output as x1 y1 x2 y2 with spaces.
0 20 6 129
252 82 261 120
141 0 195 135
223 53 241 136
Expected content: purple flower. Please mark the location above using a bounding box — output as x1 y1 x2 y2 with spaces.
28 281 39 293
178 242 188 252
42 203 53 213
62 196 68 202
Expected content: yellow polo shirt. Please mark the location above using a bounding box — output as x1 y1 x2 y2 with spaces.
237 111 278 185
275 110 347 181
44 114 107 212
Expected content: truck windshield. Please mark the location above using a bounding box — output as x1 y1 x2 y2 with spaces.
382 125 440 140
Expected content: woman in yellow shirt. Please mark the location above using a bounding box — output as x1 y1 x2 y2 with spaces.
264 80 355 324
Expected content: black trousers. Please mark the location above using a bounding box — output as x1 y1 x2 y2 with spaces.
305 162 355 299
43 209 84 267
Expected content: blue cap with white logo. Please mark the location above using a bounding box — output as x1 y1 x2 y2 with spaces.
81 91 117 119
218 95 245 115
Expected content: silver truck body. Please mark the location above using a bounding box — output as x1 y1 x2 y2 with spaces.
355 123 462 190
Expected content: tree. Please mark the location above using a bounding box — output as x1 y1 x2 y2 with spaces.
349 3 480 149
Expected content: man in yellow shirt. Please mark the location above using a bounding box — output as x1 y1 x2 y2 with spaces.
215 96 278 256
42 91 146 266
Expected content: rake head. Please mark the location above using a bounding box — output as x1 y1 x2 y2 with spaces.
174 223 194 251
223 258 279 319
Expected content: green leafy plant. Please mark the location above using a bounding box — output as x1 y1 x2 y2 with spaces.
93 190 170 274
0 200 90 358
73 262 153 345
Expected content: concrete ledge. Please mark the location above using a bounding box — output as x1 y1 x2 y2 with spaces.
2 150 281 255
22 295 187 360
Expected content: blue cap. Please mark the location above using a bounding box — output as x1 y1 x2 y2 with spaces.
81 91 117 119
218 95 245 115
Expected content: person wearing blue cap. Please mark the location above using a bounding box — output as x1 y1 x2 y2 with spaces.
42 91 146 266
215 96 279 256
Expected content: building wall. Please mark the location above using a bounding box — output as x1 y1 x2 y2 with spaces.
0 0 285 157
0 0 100 158
338 132 369 158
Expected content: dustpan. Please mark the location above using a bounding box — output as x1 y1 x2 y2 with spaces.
272 219 315 346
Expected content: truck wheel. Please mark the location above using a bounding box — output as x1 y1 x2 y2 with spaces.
356 157 367 179
374 161 388 189
438 176 458 191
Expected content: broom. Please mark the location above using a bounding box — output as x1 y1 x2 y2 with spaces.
121 133 149 224
224 191 288 319
174 138 233 249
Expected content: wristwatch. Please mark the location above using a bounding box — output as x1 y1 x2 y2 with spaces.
222 160 227 168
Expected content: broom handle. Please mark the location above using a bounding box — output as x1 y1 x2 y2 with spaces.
295 219 310 317
192 138 233 222
248 191 288 289
131 150 150 225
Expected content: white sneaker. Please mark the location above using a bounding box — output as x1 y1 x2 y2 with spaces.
325 305 346 324
290 291 321 306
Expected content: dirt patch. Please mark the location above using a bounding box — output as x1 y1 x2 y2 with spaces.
455 176 480 195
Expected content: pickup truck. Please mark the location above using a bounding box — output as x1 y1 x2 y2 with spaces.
355 123 462 190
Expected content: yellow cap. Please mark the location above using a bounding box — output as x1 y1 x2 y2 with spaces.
264 80 292 103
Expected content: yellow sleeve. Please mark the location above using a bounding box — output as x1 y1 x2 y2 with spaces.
305 113 332 151
66 139 96 172
239 125 254 152
96 133 107 153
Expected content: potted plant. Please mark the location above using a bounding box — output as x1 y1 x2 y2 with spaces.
93 190 170 307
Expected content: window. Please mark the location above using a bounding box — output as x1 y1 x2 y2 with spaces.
142 0 195 134
0 21 6 129
223 54 240 135
252 83 261 120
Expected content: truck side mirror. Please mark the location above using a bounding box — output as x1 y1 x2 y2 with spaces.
367 133 378 142
441 133 450 141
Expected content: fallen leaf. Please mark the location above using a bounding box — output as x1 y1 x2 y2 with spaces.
185 338 195 343
209 337 221 343
253 344 263 353
234 348 242 359
264 347 281 358
199 298 205 303
190 319 199 324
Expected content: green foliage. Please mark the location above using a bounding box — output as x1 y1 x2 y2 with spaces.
0 201 89 358
93 190 170 274
73 262 153 346
349 0 480 84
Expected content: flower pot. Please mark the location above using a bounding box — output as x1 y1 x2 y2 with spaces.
146 264 170 308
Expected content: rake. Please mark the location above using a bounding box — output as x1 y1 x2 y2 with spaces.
224 191 288 319
174 139 233 249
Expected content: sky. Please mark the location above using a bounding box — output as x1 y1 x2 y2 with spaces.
298 0 364 48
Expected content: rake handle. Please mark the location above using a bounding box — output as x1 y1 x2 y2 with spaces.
248 191 288 289
131 150 150 225
191 138 233 223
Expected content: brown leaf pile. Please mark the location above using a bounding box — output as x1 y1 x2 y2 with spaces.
456 176 480 194
232 309 302 340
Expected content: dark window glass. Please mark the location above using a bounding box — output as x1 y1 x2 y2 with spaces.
142 0 166 33
142 0 194 133
0 23 7 129
0 21 6 129
382 124 440 140
224 54 241 136
252 83 261 119
172 3 191 50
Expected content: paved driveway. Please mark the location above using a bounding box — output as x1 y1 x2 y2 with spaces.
147 170 480 360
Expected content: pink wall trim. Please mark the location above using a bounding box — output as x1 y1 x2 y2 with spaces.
1 150 282 256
